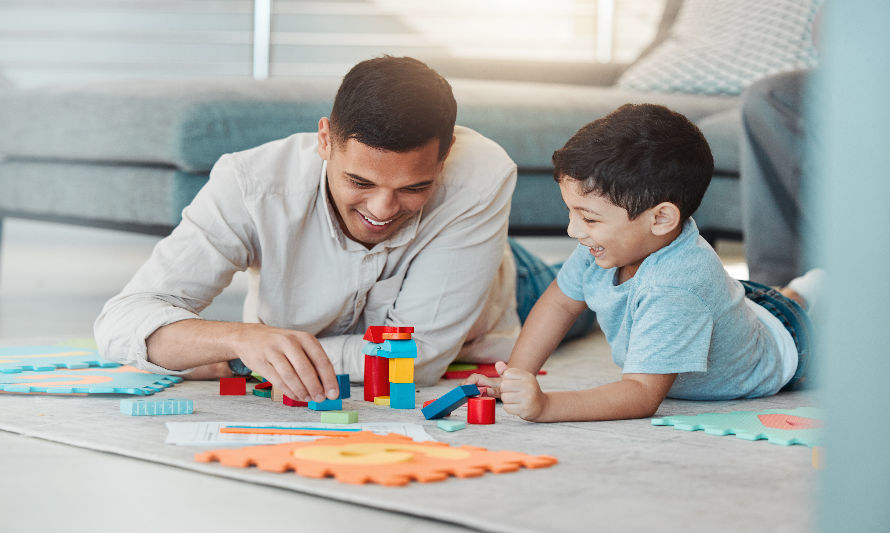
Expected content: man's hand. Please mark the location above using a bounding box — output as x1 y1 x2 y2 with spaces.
496 361 548 421
230 324 340 403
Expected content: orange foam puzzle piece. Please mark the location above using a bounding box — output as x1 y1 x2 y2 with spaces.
195 431 557 487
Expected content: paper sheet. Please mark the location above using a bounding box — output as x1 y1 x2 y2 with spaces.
165 421 435 446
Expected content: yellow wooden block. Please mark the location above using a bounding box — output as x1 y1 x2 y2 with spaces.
272 386 284 402
373 396 390 406
389 357 414 383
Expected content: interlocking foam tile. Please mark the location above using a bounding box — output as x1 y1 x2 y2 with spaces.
195 431 557 486
0 365 182 395
651 407 823 447
120 398 193 415
0 345 121 374
442 363 546 379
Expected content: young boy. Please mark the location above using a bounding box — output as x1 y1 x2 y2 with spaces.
466 103 822 422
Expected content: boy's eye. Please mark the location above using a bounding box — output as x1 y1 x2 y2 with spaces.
582 218 597 224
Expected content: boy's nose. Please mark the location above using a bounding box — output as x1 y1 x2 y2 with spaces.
566 216 586 240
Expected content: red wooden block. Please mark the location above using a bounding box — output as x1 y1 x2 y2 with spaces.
383 326 414 334
363 326 387 343
363 354 390 402
467 396 495 424
283 394 308 407
443 363 547 380
219 377 247 395
254 381 272 390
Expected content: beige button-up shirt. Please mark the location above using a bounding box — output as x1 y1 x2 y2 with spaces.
94 126 520 385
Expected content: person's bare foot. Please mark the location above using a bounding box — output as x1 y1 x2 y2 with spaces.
779 287 807 309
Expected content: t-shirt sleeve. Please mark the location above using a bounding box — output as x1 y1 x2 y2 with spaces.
556 244 593 301
622 287 714 375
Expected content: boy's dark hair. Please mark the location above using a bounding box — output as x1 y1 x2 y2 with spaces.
330 56 457 160
552 103 714 220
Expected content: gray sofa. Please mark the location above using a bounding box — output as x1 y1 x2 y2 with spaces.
0 1 744 248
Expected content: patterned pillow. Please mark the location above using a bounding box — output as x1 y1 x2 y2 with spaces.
616 0 823 95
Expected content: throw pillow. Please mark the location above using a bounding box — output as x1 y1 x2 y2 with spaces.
616 0 823 95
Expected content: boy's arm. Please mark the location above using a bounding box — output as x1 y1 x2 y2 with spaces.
508 372 676 422
465 280 587 395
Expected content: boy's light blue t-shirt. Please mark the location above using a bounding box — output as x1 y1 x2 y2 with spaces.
556 219 786 400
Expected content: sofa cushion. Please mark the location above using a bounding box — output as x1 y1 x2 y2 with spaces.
616 0 822 95
451 78 738 170
695 108 741 174
0 78 340 173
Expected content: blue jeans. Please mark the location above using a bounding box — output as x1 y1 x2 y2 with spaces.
739 280 815 390
510 238 597 341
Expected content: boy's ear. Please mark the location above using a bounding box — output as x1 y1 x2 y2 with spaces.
649 202 682 236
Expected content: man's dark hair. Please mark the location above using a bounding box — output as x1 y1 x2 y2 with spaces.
552 103 714 220
330 56 457 160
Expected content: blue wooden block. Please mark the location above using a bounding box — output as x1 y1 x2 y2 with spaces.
389 382 415 409
120 398 193 416
362 342 381 356
308 398 343 411
377 339 417 358
421 384 481 420
336 374 350 399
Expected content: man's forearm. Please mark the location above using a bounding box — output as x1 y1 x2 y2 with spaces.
146 319 244 371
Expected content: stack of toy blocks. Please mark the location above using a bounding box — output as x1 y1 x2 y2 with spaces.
363 326 416 409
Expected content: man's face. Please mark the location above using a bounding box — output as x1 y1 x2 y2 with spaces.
318 118 452 249
559 178 657 280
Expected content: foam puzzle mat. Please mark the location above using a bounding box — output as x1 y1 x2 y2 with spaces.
0 345 120 373
0 364 182 395
196 431 558 486
651 407 823 447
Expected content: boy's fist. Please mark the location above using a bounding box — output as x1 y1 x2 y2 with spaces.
498 361 548 421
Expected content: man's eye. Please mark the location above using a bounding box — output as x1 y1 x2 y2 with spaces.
403 186 431 193
351 180 373 188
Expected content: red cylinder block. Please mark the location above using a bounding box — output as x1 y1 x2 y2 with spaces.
467 396 495 424
363 354 390 402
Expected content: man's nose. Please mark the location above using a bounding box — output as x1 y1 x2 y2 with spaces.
366 189 399 220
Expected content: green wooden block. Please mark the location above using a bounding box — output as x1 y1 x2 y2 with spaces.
437 420 466 432
320 410 359 424
252 387 271 398
446 363 478 372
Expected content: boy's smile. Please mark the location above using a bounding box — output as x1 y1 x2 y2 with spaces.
559 179 670 282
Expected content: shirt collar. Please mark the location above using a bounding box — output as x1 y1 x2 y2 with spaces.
317 159 423 252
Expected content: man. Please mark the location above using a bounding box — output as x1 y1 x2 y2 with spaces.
95 56 532 404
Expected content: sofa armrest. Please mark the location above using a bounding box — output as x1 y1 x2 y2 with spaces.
424 57 629 87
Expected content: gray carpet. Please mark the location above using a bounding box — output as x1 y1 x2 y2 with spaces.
0 334 818 533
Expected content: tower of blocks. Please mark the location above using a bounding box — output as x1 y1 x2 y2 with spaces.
363 326 416 409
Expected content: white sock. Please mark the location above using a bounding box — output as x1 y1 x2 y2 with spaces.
787 268 828 311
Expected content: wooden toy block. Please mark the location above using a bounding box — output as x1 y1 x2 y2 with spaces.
467 396 496 424
254 381 272 390
120 398 193 416
378 339 417 358
363 354 389 401
363 326 387 343
250 371 264 381
437 420 466 432
308 398 343 411
272 386 284 402
383 326 414 334
421 384 480 420
283 394 308 407
373 396 390 406
381 332 412 340
253 387 272 398
362 342 382 356
336 373 351 399
443 363 546 379
389 357 414 383
320 410 359 424
219 377 247 395
389 382 415 409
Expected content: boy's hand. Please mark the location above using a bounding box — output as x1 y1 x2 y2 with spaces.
462 371 503 398
497 361 548 421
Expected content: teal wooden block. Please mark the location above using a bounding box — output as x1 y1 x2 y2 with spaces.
377 339 417 358
120 398 193 416
320 410 359 424
336 373 351 399
389 382 415 409
308 398 343 411
437 420 466 432
362 342 381 356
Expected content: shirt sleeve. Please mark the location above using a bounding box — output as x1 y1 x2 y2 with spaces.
621 287 714 375
367 163 518 386
93 154 257 374
556 244 594 301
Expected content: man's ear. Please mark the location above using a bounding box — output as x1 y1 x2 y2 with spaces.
317 117 333 161
437 135 457 169
650 202 682 236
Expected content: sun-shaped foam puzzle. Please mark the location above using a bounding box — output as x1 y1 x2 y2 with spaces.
0 345 121 374
195 431 558 486
0 364 182 395
651 407 823 447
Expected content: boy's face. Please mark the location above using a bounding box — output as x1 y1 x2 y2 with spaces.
318 118 452 249
559 179 660 278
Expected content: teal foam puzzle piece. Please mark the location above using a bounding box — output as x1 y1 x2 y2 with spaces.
121 398 194 415
0 365 182 395
651 407 823 447
0 345 121 374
